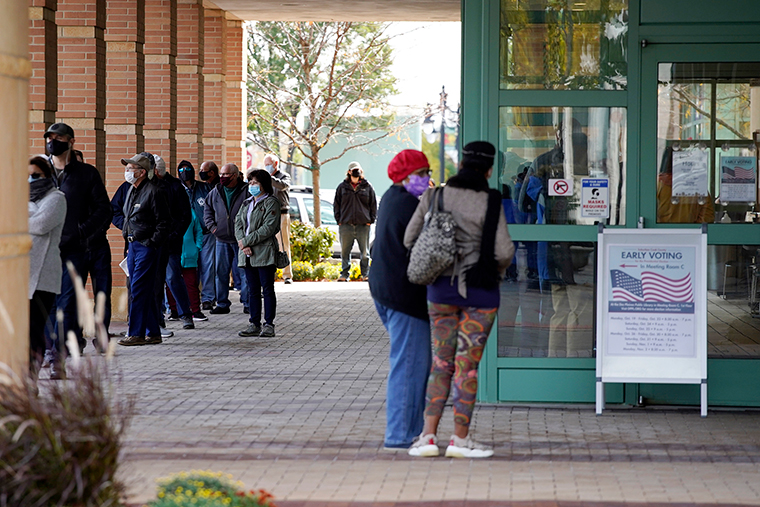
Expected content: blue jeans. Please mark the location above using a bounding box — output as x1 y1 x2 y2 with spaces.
339 224 370 278
374 301 431 448
244 263 276 326
166 252 192 317
128 241 161 337
215 241 248 309
199 233 216 304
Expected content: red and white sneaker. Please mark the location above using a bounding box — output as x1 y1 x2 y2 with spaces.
408 433 439 457
445 434 494 458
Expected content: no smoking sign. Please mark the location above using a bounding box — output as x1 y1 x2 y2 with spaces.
548 178 573 196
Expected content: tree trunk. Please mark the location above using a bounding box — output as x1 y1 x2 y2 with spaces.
312 166 322 228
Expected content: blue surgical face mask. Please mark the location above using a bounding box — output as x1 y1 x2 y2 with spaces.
249 184 261 197
265 164 275 174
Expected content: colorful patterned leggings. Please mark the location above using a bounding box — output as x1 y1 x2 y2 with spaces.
425 302 497 427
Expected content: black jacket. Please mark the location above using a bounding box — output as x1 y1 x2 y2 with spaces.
51 159 112 254
155 173 192 254
368 185 428 320
204 179 248 244
333 178 377 225
122 178 172 249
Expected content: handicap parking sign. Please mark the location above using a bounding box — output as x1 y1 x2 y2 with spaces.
581 178 609 218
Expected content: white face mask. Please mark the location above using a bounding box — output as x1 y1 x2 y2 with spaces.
125 170 139 185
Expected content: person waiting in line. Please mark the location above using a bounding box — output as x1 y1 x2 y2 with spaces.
368 149 432 450
197 160 220 310
118 153 172 346
172 159 210 321
43 123 112 379
204 163 249 314
404 141 515 458
27 156 66 382
152 155 195 331
166 197 205 323
657 145 715 224
236 169 280 338
264 153 293 284
333 162 377 281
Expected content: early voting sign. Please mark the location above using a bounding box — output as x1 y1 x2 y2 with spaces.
596 228 708 416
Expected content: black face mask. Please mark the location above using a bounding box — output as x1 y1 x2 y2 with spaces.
179 170 195 182
199 171 210 181
47 138 70 157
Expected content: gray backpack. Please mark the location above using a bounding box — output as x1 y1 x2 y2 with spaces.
407 188 458 285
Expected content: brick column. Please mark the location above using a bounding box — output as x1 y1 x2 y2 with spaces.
105 0 145 303
56 0 106 177
144 0 177 168
202 8 226 164
176 0 203 167
226 18 246 171
28 0 57 154
1 0 33 376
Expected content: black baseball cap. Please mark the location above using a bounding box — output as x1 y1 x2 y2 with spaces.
44 123 75 139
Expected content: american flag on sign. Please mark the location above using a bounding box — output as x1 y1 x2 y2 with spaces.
722 165 756 181
610 269 693 303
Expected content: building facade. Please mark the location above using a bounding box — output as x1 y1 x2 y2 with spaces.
464 0 760 407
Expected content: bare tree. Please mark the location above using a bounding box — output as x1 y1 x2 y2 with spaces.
248 21 416 226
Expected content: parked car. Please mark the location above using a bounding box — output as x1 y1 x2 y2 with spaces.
288 185 376 258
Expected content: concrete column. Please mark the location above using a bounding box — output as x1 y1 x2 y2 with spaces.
28 0 57 155
144 0 177 168
176 0 204 165
226 18 246 171
203 8 226 164
1 0 32 378
56 0 107 177
105 0 146 306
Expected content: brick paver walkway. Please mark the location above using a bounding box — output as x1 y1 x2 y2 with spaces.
62 282 760 506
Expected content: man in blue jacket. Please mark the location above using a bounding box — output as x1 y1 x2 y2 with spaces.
203 163 249 314
43 123 112 379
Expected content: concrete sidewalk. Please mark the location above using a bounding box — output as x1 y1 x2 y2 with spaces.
54 282 760 506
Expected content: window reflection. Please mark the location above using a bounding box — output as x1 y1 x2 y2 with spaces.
498 241 595 357
707 244 760 358
657 62 760 223
499 106 627 225
500 0 628 90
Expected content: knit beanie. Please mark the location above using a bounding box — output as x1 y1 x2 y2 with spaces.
387 150 430 183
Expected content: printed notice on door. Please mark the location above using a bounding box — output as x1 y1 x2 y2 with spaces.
607 245 697 357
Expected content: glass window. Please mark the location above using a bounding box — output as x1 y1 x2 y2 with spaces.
500 0 628 90
498 241 596 357
707 244 760 358
304 198 337 226
656 62 760 223
499 106 627 225
289 200 301 222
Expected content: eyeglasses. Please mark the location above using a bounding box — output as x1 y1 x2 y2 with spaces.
178 167 193 172
29 173 43 180
413 169 432 177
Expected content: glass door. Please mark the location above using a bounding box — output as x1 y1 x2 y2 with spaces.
639 43 760 406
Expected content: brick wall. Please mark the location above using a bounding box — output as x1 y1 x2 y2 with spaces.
28 0 57 154
202 9 226 165
226 19 246 172
176 0 204 166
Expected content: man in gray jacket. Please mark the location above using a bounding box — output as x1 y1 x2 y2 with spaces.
264 153 293 283
203 163 249 314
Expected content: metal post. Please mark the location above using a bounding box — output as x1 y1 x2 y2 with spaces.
439 86 447 184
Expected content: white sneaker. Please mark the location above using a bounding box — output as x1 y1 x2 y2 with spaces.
445 434 494 458
160 327 174 338
408 433 439 457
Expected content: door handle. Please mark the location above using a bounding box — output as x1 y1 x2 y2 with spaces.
638 216 645 229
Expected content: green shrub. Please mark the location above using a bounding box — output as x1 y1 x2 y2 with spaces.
290 220 335 264
0 360 134 507
291 260 314 281
147 470 276 507
312 262 340 281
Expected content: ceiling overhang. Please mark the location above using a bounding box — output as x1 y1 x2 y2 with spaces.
205 0 461 22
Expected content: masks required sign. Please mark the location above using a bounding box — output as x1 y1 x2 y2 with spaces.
581 178 609 218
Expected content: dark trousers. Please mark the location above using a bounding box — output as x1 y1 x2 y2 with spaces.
128 241 161 337
30 290 56 372
165 251 192 317
167 268 201 314
244 263 276 326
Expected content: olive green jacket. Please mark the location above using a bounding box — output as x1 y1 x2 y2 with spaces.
234 194 281 268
